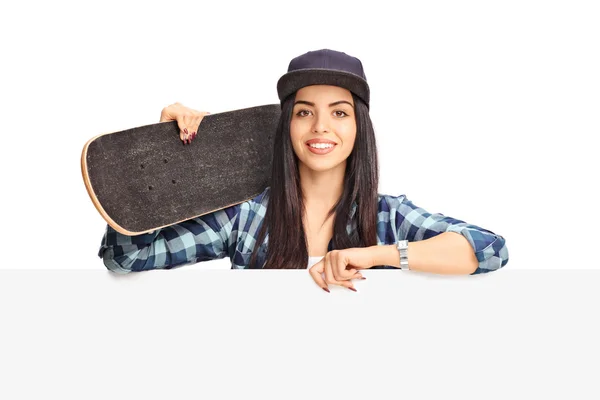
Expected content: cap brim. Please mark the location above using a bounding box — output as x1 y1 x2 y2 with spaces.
277 68 370 108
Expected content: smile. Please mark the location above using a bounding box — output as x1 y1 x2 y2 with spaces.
306 143 336 154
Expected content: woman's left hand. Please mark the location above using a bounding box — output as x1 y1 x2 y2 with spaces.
308 247 374 292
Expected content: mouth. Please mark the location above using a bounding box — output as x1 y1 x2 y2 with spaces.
306 142 337 155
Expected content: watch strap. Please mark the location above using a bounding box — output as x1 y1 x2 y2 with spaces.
396 240 409 270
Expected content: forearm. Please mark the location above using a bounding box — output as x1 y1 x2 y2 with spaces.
371 232 479 275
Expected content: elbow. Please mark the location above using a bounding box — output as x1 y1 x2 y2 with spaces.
100 248 133 274
465 257 479 275
470 235 509 275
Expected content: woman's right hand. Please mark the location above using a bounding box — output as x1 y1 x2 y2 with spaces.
159 102 211 145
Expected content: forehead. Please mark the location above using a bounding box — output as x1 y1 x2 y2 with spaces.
295 85 353 101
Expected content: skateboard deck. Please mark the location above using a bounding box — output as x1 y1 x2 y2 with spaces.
81 104 281 236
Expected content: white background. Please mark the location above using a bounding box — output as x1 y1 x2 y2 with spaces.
1 0 599 271
1 1 599 398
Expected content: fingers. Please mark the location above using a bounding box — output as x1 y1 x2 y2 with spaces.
159 103 211 145
309 256 364 293
323 253 357 292
180 117 194 145
326 250 361 281
335 260 360 281
326 256 356 291
309 261 330 292
348 269 365 280
180 111 211 145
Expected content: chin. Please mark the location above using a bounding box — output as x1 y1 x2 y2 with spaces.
307 165 335 173
301 158 346 173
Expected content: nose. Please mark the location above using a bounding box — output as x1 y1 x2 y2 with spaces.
311 112 330 134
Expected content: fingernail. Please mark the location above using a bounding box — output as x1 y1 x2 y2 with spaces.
360 277 367 280
184 128 188 134
322 287 330 293
348 287 357 292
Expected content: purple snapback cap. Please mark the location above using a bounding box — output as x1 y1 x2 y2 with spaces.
276 49 370 109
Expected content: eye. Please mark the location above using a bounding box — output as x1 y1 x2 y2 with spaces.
296 109 311 117
295 109 349 118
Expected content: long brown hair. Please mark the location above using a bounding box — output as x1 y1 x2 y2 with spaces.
248 91 379 269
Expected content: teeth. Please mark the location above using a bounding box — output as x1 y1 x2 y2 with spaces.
309 143 334 149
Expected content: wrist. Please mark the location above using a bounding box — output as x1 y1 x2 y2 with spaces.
396 239 410 270
371 244 403 268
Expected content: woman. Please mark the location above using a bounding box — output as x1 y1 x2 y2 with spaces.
98 49 509 292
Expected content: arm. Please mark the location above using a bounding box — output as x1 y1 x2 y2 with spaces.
97 203 242 274
372 232 480 275
373 195 509 275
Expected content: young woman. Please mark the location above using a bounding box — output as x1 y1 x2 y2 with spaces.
98 49 509 292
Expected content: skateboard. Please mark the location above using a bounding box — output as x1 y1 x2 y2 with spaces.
81 104 281 236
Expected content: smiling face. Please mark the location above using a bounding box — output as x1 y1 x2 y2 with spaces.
290 85 357 173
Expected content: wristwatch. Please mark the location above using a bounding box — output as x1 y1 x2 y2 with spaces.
396 240 410 270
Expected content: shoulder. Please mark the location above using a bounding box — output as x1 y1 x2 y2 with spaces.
195 186 269 228
226 186 270 228
249 186 270 213
377 192 407 213
216 186 270 215
254 186 271 205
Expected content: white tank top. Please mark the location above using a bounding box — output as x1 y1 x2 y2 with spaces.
307 256 325 269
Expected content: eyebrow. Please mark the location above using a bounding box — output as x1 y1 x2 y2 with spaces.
294 100 354 108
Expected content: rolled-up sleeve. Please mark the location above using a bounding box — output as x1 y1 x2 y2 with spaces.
97 203 241 274
385 195 509 274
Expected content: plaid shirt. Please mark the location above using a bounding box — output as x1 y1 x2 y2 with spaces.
98 186 509 274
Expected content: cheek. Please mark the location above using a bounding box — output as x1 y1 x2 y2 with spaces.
289 120 303 140
340 126 357 146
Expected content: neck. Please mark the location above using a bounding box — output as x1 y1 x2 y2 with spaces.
298 160 346 209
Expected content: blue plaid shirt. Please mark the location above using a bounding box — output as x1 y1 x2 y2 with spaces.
98 186 509 274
